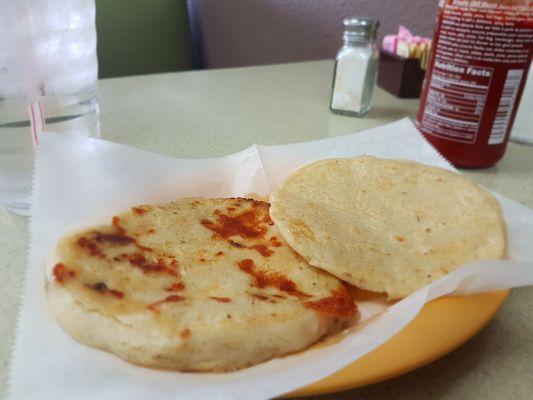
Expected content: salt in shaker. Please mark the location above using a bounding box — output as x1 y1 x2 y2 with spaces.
330 18 380 117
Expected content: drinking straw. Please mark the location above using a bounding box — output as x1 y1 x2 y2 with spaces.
5 0 46 146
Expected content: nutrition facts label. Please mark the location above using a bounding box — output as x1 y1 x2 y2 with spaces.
423 63 492 143
419 0 532 145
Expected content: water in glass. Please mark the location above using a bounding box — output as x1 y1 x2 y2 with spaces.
0 0 100 216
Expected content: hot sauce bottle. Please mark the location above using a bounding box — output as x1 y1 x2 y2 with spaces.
417 0 533 168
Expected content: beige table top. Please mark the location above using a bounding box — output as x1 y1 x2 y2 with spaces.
1 60 532 399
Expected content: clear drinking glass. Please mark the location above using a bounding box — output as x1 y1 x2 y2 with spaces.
0 0 100 216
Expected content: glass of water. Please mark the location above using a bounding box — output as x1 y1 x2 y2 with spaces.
0 0 100 216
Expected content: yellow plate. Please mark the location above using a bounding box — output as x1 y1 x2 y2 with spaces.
289 289 509 397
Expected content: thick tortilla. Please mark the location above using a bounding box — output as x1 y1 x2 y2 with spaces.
270 157 506 299
46 198 355 371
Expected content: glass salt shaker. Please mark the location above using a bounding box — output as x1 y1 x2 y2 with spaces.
330 17 380 117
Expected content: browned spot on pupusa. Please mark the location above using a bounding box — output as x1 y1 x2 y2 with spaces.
77 236 105 258
77 215 182 278
112 216 125 233
248 292 279 304
53 263 76 283
249 244 274 257
238 259 357 317
251 293 269 301
180 328 191 339
304 285 356 318
77 230 137 259
147 295 185 312
201 200 271 240
237 259 310 298
166 282 186 291
269 236 282 247
132 205 151 215
210 296 232 303
96 232 135 245
201 199 283 257
78 213 155 263
122 254 180 277
86 282 124 299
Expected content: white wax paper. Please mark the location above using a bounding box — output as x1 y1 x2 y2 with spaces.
8 118 533 400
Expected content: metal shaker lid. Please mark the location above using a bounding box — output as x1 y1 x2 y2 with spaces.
343 17 379 42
